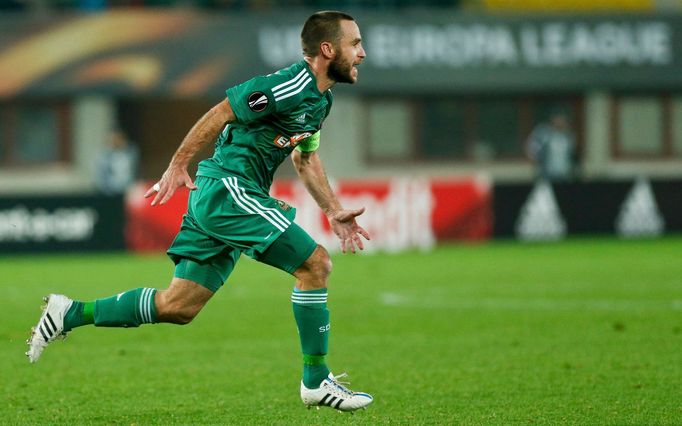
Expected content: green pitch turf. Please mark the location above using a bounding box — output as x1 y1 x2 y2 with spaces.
2 238 681 425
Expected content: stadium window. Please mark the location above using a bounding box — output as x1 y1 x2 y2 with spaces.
418 99 470 160
365 99 414 161
671 97 682 156
477 99 524 160
0 101 71 167
611 94 682 159
365 95 581 164
613 96 663 157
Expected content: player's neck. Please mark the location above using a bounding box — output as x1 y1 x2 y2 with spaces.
304 56 335 93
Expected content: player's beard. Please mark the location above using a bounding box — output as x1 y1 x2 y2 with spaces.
327 54 355 84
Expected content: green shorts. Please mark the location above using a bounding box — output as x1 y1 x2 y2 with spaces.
167 176 318 292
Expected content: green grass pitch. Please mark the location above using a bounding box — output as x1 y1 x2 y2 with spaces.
2 238 681 425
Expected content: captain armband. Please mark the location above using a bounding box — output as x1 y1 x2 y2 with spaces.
295 131 320 152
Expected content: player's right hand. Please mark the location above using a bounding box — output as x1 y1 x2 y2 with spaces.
144 166 197 206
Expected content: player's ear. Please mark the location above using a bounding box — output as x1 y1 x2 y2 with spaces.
320 41 335 59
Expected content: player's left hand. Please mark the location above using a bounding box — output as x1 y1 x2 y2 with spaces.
144 165 197 206
328 207 371 254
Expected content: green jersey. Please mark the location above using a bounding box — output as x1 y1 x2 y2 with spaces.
197 60 333 193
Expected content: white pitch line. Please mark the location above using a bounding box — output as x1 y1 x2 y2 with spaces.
379 292 682 312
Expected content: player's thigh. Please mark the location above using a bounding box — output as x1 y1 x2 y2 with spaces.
255 222 318 275
170 248 241 293
167 180 244 293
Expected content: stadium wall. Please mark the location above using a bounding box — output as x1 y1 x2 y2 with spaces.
1 10 681 193
2 11 681 96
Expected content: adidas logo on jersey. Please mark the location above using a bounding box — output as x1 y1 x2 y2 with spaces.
295 113 306 123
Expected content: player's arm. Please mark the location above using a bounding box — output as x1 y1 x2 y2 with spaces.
292 149 370 253
145 98 236 205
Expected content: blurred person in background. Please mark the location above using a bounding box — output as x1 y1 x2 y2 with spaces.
95 127 139 195
28 10 373 413
526 109 576 182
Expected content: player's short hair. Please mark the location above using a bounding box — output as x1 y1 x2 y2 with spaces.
301 11 355 57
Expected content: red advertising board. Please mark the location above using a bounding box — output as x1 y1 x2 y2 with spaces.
125 177 491 252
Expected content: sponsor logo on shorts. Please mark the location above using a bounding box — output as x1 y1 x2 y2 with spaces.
273 132 313 149
247 91 268 112
276 199 292 211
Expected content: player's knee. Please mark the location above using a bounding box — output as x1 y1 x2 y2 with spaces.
310 245 333 281
295 245 332 289
319 247 333 278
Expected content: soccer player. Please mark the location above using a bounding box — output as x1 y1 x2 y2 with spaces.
27 11 373 412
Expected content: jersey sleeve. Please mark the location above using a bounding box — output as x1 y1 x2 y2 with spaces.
226 75 277 124
226 68 310 124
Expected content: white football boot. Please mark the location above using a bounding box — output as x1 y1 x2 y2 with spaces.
300 372 373 412
26 294 73 363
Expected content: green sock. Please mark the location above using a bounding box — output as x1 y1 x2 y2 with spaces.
63 301 92 332
83 301 94 324
94 288 157 327
303 354 329 388
63 288 157 331
292 288 331 388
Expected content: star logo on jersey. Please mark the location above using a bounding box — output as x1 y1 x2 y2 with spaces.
247 92 268 112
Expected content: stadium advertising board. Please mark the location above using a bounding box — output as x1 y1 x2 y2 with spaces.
0 12 681 98
0 195 125 253
125 178 492 252
493 178 682 240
